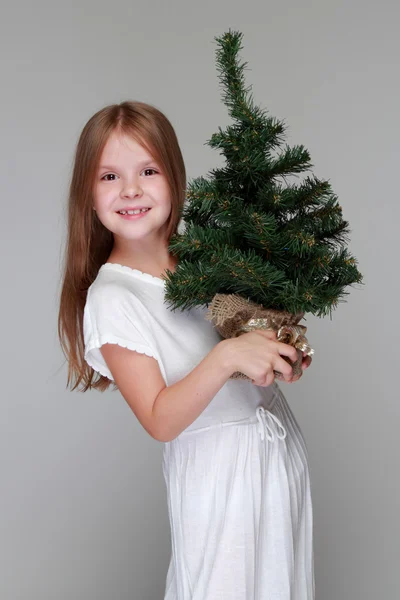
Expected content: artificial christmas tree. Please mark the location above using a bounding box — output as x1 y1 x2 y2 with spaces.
162 28 363 381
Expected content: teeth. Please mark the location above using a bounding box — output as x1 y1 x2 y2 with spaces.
118 208 149 215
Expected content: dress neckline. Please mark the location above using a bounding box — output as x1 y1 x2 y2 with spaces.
100 262 167 287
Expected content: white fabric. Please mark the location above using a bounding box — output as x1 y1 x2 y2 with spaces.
83 262 315 599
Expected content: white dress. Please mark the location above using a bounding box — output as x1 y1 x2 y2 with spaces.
83 263 315 600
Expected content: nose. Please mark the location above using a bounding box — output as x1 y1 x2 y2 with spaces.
255 406 287 442
120 178 143 199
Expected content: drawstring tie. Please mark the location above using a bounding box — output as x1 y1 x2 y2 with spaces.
256 406 287 442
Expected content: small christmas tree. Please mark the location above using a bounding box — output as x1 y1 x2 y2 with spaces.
163 28 363 380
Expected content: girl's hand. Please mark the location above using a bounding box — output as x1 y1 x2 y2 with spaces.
288 351 313 384
224 329 298 387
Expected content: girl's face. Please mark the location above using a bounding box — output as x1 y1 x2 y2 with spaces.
92 131 172 245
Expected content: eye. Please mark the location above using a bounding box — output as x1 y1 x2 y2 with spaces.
100 168 158 181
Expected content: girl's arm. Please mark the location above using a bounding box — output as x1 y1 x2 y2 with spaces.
100 340 234 442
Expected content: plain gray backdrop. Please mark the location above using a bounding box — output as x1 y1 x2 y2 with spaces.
1 0 399 598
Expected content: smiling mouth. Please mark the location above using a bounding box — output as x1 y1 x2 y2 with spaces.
117 208 151 215
116 208 152 220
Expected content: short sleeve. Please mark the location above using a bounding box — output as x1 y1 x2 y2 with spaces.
83 281 166 382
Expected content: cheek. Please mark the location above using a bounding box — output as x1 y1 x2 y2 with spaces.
93 186 113 210
158 181 173 204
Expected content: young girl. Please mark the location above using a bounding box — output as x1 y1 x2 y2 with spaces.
58 100 315 599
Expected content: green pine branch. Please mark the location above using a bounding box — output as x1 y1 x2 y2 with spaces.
163 28 364 318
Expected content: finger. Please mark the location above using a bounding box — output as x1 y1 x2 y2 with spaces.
255 329 278 340
275 357 294 382
276 342 298 364
252 370 275 387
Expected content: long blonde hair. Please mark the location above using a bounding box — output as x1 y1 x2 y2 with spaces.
58 101 186 392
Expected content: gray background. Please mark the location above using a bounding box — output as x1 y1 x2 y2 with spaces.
1 0 398 598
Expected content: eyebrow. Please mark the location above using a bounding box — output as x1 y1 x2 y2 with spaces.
98 159 157 171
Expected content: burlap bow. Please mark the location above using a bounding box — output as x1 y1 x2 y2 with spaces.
205 293 314 381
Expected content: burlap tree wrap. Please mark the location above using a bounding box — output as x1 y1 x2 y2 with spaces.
205 293 314 382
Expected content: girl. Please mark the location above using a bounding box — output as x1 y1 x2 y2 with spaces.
58 100 315 599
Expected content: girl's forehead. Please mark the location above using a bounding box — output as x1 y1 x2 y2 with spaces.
100 132 154 164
